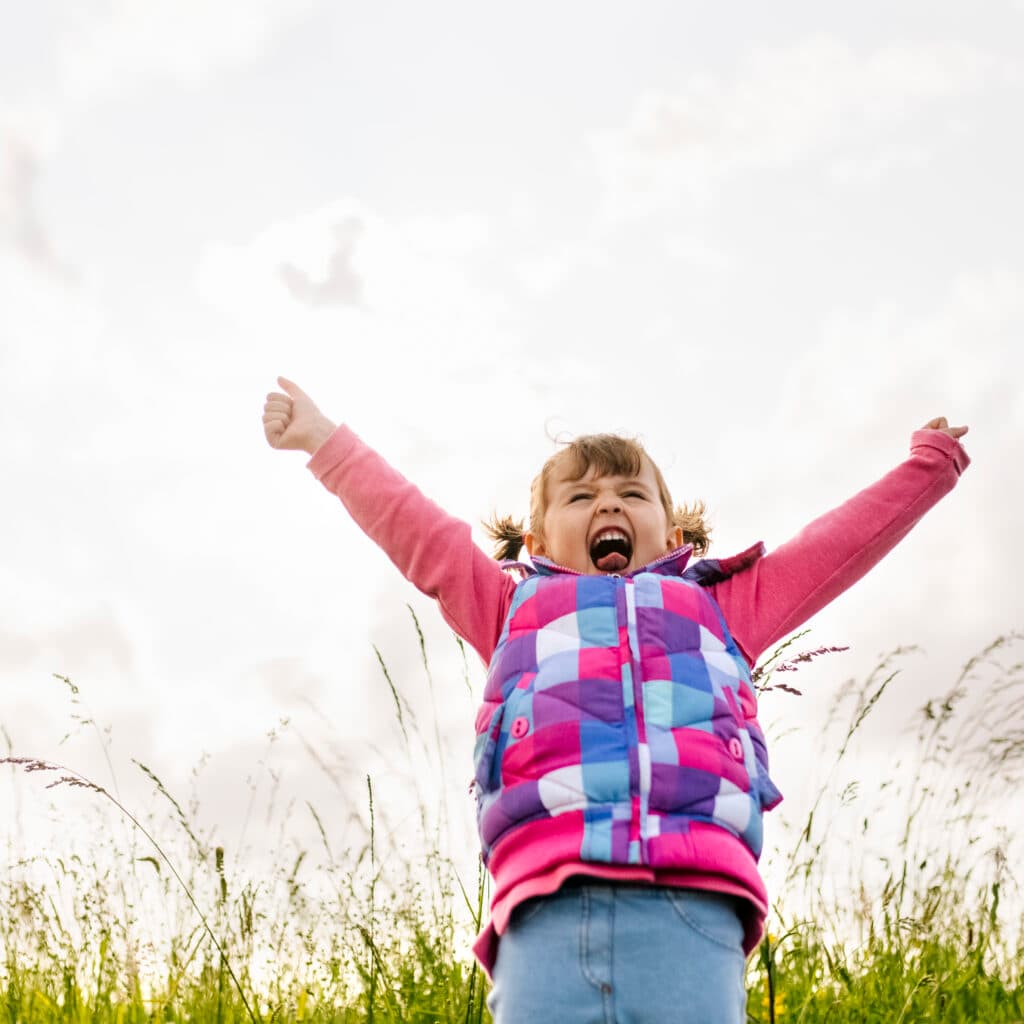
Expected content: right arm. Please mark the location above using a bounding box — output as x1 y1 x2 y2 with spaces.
263 378 515 664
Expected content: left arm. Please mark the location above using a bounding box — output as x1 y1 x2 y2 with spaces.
714 419 970 666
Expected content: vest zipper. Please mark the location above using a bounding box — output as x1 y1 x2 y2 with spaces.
622 577 650 863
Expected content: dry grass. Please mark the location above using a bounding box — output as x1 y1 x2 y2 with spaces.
2 621 1022 1021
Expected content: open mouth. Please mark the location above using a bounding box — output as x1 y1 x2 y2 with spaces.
589 529 632 573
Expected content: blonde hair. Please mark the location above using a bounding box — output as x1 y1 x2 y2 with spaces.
483 433 710 561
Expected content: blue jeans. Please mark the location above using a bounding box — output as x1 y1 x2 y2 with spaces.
487 882 749 1024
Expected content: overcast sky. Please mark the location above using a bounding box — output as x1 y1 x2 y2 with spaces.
2 1 1022 917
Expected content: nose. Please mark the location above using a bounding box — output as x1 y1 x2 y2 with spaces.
597 491 622 513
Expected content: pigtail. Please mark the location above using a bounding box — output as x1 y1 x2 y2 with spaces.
674 500 711 557
482 513 527 561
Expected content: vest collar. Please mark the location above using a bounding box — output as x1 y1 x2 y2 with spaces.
510 543 695 579
501 541 766 586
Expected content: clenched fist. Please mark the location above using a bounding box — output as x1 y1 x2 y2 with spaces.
263 377 337 455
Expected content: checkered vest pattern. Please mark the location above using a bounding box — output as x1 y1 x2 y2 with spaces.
472 547 782 868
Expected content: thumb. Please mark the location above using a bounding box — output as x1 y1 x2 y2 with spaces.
277 376 307 400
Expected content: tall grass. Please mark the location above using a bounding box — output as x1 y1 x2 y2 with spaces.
2 623 1022 1022
747 632 1024 1022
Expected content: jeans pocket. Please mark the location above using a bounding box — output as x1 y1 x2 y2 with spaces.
508 894 550 932
662 889 745 953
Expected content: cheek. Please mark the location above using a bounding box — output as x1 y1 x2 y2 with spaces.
550 515 586 552
551 517 579 545
651 515 675 545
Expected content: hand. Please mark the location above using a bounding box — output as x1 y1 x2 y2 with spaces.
922 416 969 442
263 377 337 454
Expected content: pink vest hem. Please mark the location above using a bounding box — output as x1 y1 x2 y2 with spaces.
472 814 769 977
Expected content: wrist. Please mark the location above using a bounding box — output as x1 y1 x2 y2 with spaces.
305 416 337 455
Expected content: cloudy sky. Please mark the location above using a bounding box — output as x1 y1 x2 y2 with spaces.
2 1 1022 915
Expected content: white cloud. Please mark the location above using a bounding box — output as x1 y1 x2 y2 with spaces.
198 198 494 328
516 242 610 296
56 0 317 105
778 267 1023 436
0 616 135 677
0 253 108 460
829 142 929 185
193 195 550 547
515 240 611 293
0 105 69 277
195 198 511 447
280 217 367 309
710 267 1023 668
663 234 732 272
593 37 1018 223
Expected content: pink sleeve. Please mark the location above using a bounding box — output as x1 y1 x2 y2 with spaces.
713 430 970 665
307 425 516 664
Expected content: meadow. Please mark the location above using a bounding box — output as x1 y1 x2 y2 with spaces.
2 623 1022 1023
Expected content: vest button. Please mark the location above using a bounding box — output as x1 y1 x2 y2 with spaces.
728 737 744 761
510 716 530 739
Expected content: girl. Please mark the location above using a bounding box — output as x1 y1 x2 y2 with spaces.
262 377 969 1023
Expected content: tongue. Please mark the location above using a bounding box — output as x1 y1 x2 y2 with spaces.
595 551 628 572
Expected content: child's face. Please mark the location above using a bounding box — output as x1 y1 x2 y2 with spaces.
524 457 683 575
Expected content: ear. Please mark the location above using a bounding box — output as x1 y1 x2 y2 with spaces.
524 532 545 557
667 525 684 550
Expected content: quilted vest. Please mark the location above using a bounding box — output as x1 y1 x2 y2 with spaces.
472 545 782 869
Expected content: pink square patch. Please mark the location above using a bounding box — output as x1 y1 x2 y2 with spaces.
660 582 703 620
578 646 620 680
640 652 671 680
516 671 537 691
535 578 580 623
503 722 582 784
509 595 540 631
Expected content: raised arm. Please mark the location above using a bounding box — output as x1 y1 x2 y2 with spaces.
713 419 970 666
263 378 515 663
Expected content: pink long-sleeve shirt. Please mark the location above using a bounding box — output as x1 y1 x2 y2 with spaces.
308 426 969 971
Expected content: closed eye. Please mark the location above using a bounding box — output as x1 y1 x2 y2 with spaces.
569 493 592 503
623 490 647 499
